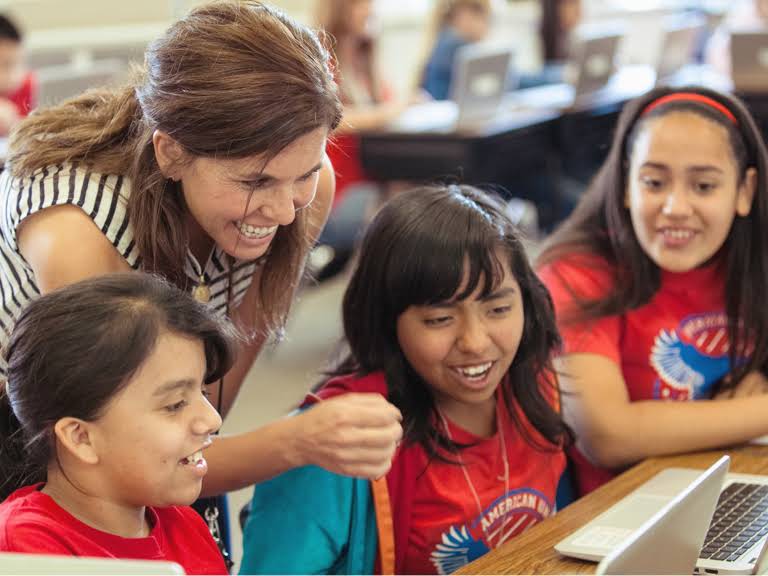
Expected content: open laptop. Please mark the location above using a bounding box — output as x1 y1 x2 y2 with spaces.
731 31 768 93
654 19 704 86
0 553 184 575
557 455 768 574
567 32 622 102
595 456 727 575
388 43 513 133
450 43 515 129
521 31 623 111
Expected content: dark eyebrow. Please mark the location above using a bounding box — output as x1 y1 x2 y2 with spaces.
153 379 197 397
640 162 669 171
688 166 724 175
240 162 323 182
425 286 518 308
480 287 517 302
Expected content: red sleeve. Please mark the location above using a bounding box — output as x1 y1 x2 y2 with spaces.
538 256 621 365
1 520 76 554
6 72 36 116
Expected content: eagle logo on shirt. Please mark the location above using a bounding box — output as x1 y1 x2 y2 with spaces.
650 313 732 399
429 489 552 574
430 525 488 575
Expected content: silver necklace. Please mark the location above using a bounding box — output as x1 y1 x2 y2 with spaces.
437 405 512 549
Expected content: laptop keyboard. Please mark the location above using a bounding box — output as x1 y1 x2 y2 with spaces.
701 482 768 562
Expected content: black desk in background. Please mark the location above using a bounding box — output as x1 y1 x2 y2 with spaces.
359 67 656 228
359 66 768 229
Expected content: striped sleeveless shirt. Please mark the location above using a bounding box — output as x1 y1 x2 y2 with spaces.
0 163 258 375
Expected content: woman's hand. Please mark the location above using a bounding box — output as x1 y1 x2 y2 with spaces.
288 393 403 479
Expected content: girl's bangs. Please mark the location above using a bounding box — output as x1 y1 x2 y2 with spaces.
387 214 506 314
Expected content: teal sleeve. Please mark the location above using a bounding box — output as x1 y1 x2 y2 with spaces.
239 464 377 575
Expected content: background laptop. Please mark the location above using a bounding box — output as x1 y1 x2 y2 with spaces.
388 43 513 133
654 18 705 86
450 43 515 129
556 456 768 574
731 31 768 93
595 456 728 575
567 32 622 102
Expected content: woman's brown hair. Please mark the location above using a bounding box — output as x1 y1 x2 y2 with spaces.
8 1 342 338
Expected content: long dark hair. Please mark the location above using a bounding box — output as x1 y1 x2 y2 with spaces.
0 273 238 502
329 185 573 458
9 1 342 337
538 85 768 391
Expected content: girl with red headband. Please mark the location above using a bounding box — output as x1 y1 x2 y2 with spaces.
536 86 768 496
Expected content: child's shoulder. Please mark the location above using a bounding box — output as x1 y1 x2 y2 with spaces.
0 485 71 552
538 251 618 302
308 371 388 403
0 484 54 519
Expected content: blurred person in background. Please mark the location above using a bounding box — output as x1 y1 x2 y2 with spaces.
0 14 36 136
420 0 493 101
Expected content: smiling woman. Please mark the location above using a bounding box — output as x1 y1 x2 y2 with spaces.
0 0 403 565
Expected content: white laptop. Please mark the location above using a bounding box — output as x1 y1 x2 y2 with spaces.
596 456 727 575
0 553 184 575
450 43 515 129
557 455 768 575
389 43 513 133
731 31 768 93
562 31 622 104
523 31 623 111
654 18 704 86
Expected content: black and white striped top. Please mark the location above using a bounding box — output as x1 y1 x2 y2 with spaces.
0 163 258 375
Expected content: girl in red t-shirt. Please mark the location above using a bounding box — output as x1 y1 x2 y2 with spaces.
537 87 768 496
241 184 572 575
0 274 235 574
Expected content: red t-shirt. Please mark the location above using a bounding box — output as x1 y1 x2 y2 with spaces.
539 254 734 494
0 484 227 575
5 72 36 116
403 390 565 575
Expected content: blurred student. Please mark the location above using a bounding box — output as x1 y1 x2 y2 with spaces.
705 0 768 79
520 0 582 88
0 14 36 135
421 0 492 101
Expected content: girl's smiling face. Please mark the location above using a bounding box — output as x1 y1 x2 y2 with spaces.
85 330 222 508
396 248 524 423
625 111 756 272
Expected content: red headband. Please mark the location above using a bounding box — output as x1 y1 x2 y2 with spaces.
641 93 738 125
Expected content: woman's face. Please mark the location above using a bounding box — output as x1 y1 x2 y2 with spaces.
85 330 222 508
624 111 755 273
177 127 328 262
396 249 525 423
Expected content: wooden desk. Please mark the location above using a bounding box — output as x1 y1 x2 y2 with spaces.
457 445 768 575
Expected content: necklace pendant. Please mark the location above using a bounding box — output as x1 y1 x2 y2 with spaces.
193 283 211 303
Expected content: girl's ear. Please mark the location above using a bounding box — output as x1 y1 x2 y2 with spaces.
53 418 100 465
736 167 758 217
